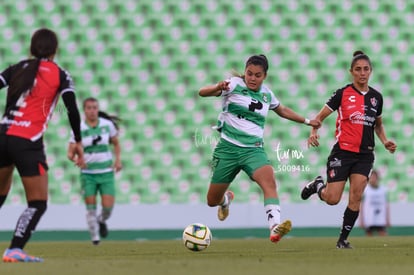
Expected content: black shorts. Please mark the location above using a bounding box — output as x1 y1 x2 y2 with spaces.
326 144 374 183
0 134 48 177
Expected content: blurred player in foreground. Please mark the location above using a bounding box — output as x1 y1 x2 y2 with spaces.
0 28 84 262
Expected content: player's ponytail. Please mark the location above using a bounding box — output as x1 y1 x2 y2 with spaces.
230 69 244 79
98 111 121 130
7 59 40 100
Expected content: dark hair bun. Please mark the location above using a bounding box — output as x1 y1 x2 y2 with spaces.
353 50 364 57
245 54 269 73
259 54 268 61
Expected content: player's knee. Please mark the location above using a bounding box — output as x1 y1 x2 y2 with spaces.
325 196 341 205
326 200 339 205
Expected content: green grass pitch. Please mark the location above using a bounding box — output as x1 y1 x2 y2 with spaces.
0 236 413 275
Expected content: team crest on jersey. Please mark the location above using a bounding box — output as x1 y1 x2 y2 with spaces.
370 97 377 107
210 157 219 172
262 94 269 103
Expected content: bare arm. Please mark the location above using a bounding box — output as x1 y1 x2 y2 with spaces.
111 136 122 172
198 81 230 97
273 104 320 128
308 105 334 147
374 117 397 153
67 142 76 161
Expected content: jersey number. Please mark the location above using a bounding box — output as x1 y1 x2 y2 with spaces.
238 99 263 120
92 135 102 145
248 99 263 112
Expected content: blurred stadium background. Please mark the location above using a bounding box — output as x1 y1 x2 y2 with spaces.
0 0 413 228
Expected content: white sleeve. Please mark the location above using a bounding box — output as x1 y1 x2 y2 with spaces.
109 121 118 138
269 90 280 109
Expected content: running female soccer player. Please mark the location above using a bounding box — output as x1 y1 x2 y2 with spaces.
301 51 397 248
199 54 320 243
68 97 121 245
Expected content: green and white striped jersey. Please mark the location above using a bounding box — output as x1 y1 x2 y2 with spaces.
216 77 280 147
70 117 118 174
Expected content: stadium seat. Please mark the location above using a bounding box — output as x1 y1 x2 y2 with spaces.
0 0 412 204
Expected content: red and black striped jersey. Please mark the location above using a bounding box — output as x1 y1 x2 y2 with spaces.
326 84 383 153
0 59 75 141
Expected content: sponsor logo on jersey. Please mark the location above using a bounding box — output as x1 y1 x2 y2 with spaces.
0 117 31 127
349 111 375 125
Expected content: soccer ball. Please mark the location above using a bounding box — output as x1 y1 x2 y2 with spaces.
182 223 212 252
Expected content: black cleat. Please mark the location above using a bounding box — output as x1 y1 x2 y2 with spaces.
92 240 100 245
336 240 353 249
99 222 108 238
301 176 324 200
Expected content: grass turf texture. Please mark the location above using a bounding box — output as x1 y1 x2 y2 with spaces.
0 237 413 275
